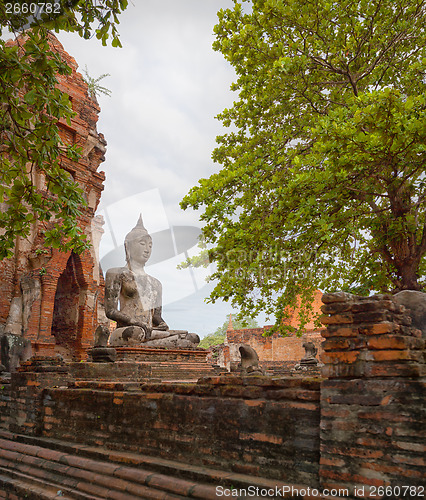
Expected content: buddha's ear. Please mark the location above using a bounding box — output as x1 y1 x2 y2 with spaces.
124 241 130 266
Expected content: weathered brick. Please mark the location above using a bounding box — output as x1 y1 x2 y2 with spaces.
358 322 396 335
321 325 360 337
322 337 366 351
365 350 422 362
321 313 354 325
321 351 360 364
351 300 395 313
321 302 352 314
367 335 424 350
365 362 423 378
319 456 346 467
322 292 354 304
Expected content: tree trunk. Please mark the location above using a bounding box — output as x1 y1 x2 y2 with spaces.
396 260 422 291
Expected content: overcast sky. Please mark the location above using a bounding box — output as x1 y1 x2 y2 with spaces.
54 1 269 336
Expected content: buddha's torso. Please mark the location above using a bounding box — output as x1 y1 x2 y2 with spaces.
118 269 162 328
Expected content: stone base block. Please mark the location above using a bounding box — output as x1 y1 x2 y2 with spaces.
88 347 117 363
76 346 215 382
114 346 208 363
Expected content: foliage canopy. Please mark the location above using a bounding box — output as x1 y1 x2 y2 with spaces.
0 1 128 259
181 0 426 330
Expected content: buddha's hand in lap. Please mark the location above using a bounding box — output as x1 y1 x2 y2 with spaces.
153 320 169 331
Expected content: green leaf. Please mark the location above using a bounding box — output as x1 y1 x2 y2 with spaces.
24 89 37 105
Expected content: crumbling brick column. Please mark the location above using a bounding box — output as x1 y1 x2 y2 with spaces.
35 251 70 355
6 357 69 435
319 292 425 498
0 33 106 365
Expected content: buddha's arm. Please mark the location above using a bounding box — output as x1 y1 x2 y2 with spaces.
152 306 169 330
151 281 168 330
105 269 133 327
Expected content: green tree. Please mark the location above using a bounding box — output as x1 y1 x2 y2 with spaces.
199 314 259 348
0 1 128 259
181 0 426 331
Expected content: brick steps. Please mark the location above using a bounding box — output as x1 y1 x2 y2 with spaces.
0 431 333 499
0 466 100 499
0 448 178 500
0 434 206 499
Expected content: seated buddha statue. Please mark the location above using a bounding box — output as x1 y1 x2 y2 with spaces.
104 215 200 348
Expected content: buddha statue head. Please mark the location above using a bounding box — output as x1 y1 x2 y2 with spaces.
124 215 153 268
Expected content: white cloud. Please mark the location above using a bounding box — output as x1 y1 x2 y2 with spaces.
54 0 258 336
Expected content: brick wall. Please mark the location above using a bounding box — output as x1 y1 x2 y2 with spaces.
0 292 424 495
40 375 321 486
226 327 324 365
0 375 11 430
320 292 425 497
5 357 69 436
225 290 325 367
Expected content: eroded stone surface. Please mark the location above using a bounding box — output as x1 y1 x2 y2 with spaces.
239 344 264 375
105 216 199 348
300 341 319 365
394 290 426 337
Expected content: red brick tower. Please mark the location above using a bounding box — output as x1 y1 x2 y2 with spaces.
0 33 107 363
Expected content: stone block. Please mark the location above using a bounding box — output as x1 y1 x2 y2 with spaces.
88 347 117 363
321 292 354 304
0 334 32 372
367 335 424 350
321 313 354 325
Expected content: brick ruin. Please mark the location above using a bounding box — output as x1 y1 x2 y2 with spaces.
0 292 423 498
0 34 106 367
216 290 325 374
0 36 424 500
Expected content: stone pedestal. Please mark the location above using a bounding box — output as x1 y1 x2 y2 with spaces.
88 346 117 363
114 346 207 362
115 346 214 382
76 346 215 383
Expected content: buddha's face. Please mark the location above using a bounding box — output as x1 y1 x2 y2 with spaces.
125 235 152 266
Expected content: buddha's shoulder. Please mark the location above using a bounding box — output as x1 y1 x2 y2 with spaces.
136 273 162 288
146 274 162 286
105 267 129 280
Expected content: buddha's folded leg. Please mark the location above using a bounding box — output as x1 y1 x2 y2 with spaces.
108 326 147 346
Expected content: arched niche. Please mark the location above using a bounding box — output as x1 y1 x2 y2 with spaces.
51 252 88 360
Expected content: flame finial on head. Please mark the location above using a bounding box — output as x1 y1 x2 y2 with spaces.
125 214 150 243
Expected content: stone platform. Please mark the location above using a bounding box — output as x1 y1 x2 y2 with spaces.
114 346 209 363
77 346 216 383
